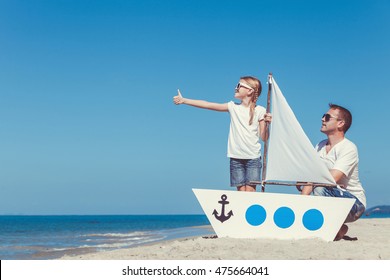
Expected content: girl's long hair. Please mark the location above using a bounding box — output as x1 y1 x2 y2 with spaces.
241 76 262 125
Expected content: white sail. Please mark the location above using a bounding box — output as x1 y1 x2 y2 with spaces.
265 76 336 185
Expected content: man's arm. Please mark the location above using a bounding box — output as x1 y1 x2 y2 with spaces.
330 169 347 188
330 144 357 188
300 169 347 195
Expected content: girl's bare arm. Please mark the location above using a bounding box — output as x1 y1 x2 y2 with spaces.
173 89 228 112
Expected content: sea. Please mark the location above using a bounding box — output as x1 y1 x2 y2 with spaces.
0 215 213 260
1 213 388 260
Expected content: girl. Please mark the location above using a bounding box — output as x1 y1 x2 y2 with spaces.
173 76 271 192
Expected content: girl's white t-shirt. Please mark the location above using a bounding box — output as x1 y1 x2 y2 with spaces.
227 101 266 159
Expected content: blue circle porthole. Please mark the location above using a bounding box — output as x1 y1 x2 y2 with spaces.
273 206 295 229
302 209 324 231
245 204 267 226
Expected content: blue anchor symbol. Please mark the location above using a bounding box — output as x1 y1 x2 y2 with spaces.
212 194 234 223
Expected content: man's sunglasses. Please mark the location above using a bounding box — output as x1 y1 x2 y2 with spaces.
322 113 341 122
235 82 254 91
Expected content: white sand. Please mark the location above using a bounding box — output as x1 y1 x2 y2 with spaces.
60 218 389 260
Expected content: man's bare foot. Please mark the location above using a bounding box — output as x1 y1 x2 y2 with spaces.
334 224 348 241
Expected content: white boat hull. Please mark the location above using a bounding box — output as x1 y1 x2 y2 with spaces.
193 188 355 242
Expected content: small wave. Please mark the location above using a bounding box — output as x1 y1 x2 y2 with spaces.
82 231 154 238
50 247 71 252
75 236 165 249
86 237 161 243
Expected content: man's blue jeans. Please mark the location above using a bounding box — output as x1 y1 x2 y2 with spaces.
313 187 365 223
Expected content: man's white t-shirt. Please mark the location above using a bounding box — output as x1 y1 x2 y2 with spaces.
227 101 266 159
316 138 366 207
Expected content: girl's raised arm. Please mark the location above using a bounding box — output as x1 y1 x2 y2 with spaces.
173 89 228 112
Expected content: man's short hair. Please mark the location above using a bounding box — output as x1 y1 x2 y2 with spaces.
329 103 352 133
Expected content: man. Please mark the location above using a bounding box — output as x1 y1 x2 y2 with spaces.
301 104 366 240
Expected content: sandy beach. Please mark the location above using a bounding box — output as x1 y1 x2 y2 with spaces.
59 218 389 260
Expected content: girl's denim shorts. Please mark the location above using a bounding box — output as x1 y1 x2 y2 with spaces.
230 157 262 187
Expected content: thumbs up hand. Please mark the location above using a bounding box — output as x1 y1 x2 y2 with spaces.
173 89 185 105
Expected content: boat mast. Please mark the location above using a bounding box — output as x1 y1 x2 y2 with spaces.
261 73 272 192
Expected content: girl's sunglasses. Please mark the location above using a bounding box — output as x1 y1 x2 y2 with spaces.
235 82 254 90
322 113 341 122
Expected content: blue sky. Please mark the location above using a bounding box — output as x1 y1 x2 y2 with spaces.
0 0 389 215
